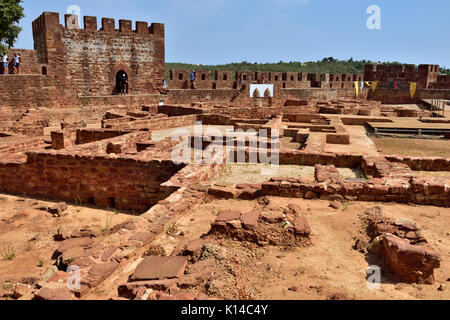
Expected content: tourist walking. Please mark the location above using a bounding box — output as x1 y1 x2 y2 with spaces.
2 53 8 75
190 70 196 89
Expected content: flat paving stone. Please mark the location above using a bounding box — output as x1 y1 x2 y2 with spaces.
130 256 187 281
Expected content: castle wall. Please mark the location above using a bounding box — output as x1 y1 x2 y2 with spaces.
368 88 450 104
167 70 362 90
0 75 73 120
364 63 446 89
430 74 450 89
32 12 165 96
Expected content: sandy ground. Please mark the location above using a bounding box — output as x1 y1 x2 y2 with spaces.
325 126 379 156
214 164 316 185
151 125 234 142
213 164 364 185
160 198 450 300
387 104 422 111
0 194 130 296
280 137 302 150
1 193 448 301
371 137 450 157
416 171 450 179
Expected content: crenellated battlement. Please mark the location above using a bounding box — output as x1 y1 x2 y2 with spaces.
167 70 363 90
364 63 441 89
62 14 165 37
31 11 165 96
32 12 164 38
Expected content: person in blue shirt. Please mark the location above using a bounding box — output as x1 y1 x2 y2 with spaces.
190 70 196 89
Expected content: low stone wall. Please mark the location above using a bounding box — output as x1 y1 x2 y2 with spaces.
158 105 203 117
262 115 283 137
103 115 197 130
0 75 73 120
284 113 324 123
262 173 449 207
166 89 238 104
77 94 165 108
60 131 151 156
326 134 350 145
208 151 450 207
280 88 369 101
75 129 133 145
51 130 76 150
0 136 46 161
385 155 450 172
0 152 184 211
341 117 392 126
197 114 234 126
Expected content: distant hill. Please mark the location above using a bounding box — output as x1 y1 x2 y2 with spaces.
166 58 450 80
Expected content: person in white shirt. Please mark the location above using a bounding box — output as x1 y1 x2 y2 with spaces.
13 54 20 74
2 54 8 75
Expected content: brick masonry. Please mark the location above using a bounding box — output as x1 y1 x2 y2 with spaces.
32 12 165 96
0 152 184 212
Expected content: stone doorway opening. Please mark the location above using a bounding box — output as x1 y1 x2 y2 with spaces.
115 70 128 94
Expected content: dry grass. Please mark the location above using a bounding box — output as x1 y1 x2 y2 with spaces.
371 137 450 157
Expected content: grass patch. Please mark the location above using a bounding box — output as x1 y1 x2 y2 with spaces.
1 282 13 290
166 223 180 237
146 246 167 257
0 244 15 261
101 214 114 233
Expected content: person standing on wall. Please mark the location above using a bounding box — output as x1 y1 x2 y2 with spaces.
2 53 8 75
13 53 20 74
262 74 266 84
190 70 196 89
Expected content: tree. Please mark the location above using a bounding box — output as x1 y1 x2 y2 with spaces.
0 0 25 55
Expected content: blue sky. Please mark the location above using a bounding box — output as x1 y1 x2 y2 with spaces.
14 0 450 67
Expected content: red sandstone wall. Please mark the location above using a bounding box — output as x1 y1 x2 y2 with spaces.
279 88 368 100
364 63 442 89
368 88 450 104
0 136 46 161
158 105 203 117
0 75 74 120
77 94 165 108
75 129 133 145
102 115 197 130
429 75 450 89
214 71 233 89
166 89 238 104
0 152 184 211
32 12 165 96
